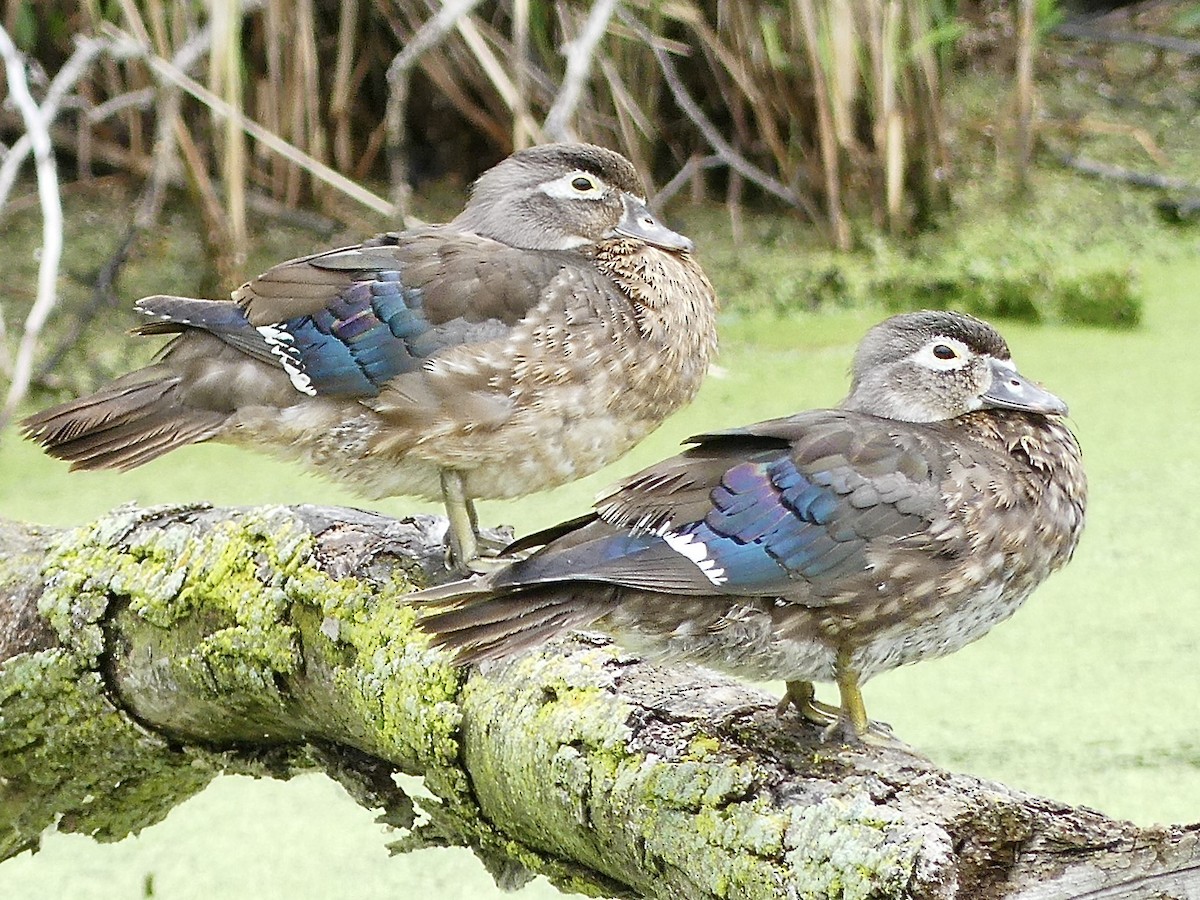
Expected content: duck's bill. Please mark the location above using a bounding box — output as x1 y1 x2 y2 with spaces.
982 358 1069 416
613 194 694 252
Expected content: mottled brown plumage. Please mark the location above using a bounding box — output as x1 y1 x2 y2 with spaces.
414 311 1087 742
22 143 719 567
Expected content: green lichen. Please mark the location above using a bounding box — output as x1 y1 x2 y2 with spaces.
0 649 215 860
39 508 309 705
782 797 919 900
288 560 467 805
687 734 723 758
2 505 485 865
640 759 757 812
606 757 791 898
449 648 647 892
448 637 928 898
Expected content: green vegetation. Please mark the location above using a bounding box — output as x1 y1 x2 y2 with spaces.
678 194 1147 328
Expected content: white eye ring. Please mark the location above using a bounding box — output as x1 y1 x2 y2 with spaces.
915 337 970 371
539 170 607 200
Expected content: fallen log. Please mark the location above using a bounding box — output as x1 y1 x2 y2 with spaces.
1 504 1197 899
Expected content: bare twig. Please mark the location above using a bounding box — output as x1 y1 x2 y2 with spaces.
598 56 654 139
1046 116 1170 167
3 113 336 235
453 10 543 142
383 0 487 221
84 87 155 123
1052 20 1200 57
619 10 820 223
0 35 108 215
77 20 214 130
598 55 654 178
0 26 69 428
543 0 621 142
1056 152 1200 193
649 153 721 212
32 82 184 389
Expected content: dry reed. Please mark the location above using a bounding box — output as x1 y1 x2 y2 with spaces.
3 1 1028 256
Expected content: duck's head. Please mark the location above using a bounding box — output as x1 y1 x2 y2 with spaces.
453 142 693 253
841 310 1068 422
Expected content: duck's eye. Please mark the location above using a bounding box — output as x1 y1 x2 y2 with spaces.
932 344 957 360
571 176 595 192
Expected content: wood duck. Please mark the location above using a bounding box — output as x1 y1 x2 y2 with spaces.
22 143 719 568
414 311 1088 742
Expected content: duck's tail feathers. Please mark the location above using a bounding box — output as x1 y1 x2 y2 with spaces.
21 367 227 471
411 577 610 664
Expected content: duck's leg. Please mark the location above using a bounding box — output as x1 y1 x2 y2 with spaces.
824 648 907 747
777 680 842 726
779 654 898 745
440 468 479 571
465 496 510 557
833 648 870 738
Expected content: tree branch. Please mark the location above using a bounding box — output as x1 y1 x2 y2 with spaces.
1051 21 1200 58
1055 152 1200 193
618 10 820 224
1 505 1197 898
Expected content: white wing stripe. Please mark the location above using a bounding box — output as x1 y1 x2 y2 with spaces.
661 530 728 586
257 324 317 396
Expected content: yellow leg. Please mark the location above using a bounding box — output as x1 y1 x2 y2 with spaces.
465 496 511 558
440 469 478 571
834 647 870 738
780 653 906 747
777 680 843 727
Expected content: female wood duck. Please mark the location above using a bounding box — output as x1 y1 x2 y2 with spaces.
414 311 1088 742
22 143 719 568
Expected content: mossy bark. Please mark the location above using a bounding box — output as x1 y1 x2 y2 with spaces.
1 504 1197 899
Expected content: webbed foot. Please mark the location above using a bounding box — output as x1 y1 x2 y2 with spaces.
778 676 901 747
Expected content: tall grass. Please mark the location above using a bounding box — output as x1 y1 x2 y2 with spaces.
0 0 1007 263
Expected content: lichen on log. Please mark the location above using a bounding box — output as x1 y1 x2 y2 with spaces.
1 504 1197 899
